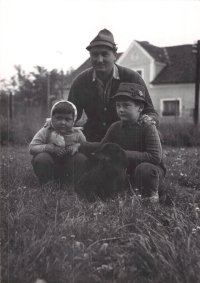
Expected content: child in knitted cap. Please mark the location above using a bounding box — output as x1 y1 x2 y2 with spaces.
29 100 88 185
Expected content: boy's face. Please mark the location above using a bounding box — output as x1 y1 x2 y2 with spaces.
52 113 74 135
116 98 142 123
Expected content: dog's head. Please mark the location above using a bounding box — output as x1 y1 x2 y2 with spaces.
92 143 128 169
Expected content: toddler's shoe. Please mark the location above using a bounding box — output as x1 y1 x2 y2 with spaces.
148 192 159 203
142 191 159 204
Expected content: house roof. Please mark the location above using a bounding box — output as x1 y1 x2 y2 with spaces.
65 42 196 87
151 44 196 84
137 41 168 63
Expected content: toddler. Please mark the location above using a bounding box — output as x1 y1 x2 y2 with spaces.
29 100 88 185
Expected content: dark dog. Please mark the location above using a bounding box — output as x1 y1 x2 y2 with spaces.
76 143 131 201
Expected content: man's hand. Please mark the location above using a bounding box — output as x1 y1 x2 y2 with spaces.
139 114 156 125
53 146 67 157
66 143 81 156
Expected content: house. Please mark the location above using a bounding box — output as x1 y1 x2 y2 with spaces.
117 41 197 123
63 41 198 123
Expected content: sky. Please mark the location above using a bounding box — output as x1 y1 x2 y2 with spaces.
0 0 200 82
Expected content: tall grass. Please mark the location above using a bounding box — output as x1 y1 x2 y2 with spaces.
0 107 46 146
1 108 200 147
1 145 200 283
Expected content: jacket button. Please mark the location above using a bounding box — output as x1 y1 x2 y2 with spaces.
104 108 107 111
103 122 106 126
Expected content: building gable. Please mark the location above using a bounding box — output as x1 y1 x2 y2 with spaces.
117 41 154 83
116 41 168 84
117 40 153 66
138 41 168 64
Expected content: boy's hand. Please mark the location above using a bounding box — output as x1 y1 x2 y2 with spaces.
139 114 156 125
44 118 51 128
66 143 81 156
53 145 67 157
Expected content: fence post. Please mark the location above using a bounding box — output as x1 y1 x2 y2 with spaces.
47 73 50 115
9 91 13 119
193 40 200 125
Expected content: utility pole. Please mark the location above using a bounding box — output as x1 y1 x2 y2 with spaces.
9 91 13 119
57 51 63 99
61 68 63 100
47 73 50 115
193 40 200 125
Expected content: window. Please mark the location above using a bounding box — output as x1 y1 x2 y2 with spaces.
161 99 181 116
131 53 138 61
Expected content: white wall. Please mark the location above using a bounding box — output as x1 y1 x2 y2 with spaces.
117 42 152 89
150 83 196 122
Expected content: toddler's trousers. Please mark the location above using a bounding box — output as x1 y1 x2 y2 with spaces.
32 152 88 185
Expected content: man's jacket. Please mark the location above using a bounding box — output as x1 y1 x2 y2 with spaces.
68 64 158 141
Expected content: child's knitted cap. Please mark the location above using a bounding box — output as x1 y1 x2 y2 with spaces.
44 100 78 128
50 100 77 121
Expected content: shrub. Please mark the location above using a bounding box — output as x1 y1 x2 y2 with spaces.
1 111 200 147
159 123 200 147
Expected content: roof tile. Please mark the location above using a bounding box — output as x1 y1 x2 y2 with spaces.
136 42 196 84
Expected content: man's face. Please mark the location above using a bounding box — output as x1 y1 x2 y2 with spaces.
116 98 142 123
52 113 74 135
89 46 117 77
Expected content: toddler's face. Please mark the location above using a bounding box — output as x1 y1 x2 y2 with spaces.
116 99 141 123
52 113 74 135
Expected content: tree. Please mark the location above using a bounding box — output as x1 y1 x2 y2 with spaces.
9 66 64 111
1 65 75 117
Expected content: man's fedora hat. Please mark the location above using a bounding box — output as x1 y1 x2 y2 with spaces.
86 29 117 51
111 83 147 104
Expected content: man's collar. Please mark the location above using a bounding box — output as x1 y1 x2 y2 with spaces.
92 64 120 82
113 64 120 79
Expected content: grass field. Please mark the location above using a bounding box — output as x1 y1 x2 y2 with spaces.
1 145 200 283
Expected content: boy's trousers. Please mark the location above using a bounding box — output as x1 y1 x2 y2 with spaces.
127 162 165 197
32 152 88 185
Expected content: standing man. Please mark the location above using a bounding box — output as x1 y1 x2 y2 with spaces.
68 29 158 142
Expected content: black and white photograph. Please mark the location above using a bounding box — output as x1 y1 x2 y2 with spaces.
1 0 200 282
